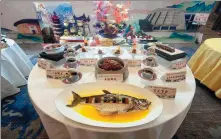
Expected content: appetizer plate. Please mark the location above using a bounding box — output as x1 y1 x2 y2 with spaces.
77 47 91 53
55 82 163 128
128 48 141 55
95 48 108 55
112 48 124 56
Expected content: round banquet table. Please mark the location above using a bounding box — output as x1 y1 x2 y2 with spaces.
28 47 196 139
188 38 221 99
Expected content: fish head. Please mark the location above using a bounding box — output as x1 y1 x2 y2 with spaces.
133 98 151 110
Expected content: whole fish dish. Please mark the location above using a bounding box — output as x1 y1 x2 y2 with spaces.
67 90 151 115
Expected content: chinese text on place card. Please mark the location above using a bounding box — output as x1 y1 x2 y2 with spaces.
97 74 123 82
80 58 97 66
145 85 176 99
124 59 141 67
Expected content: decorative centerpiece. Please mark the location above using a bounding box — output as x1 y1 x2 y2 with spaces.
59 14 90 44
136 31 157 43
124 24 136 44
93 1 130 38
95 57 129 80
51 12 63 42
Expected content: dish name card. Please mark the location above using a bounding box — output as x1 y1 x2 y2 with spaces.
97 74 123 82
145 85 176 99
165 71 186 82
124 59 141 67
38 58 55 69
170 59 187 70
80 58 97 66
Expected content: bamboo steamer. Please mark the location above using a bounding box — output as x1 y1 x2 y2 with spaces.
95 57 129 80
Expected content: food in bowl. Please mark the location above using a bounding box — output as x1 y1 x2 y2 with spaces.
142 70 154 79
138 68 156 80
99 59 124 71
142 57 157 67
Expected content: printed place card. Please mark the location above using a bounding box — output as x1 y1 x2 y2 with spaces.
165 71 186 82
145 85 176 99
97 74 123 82
124 59 141 67
170 59 187 70
38 58 55 69
80 58 97 66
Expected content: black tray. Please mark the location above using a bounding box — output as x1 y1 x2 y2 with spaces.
139 39 158 44
39 52 64 62
155 49 186 61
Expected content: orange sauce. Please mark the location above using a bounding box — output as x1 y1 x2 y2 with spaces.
68 89 151 123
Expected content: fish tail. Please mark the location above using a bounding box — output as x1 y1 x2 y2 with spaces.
66 91 81 107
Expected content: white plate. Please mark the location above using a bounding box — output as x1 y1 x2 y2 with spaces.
55 82 163 128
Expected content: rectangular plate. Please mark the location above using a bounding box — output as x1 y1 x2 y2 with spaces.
97 74 123 82
145 85 176 99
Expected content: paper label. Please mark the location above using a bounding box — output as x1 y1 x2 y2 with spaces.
124 59 141 67
171 60 187 69
193 13 210 25
97 74 123 82
38 58 54 69
165 71 186 82
145 85 176 99
80 58 97 66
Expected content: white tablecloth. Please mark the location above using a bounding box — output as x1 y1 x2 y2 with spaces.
1 76 20 99
28 47 196 139
1 38 34 87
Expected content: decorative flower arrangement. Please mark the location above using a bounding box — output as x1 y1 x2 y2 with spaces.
93 1 130 38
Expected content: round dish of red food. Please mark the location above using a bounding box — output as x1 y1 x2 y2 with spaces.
99 59 124 71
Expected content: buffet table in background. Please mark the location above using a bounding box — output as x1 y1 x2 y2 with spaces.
188 38 221 99
28 46 196 139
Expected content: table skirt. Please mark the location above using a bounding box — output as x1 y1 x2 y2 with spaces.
188 38 221 98
33 102 191 139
